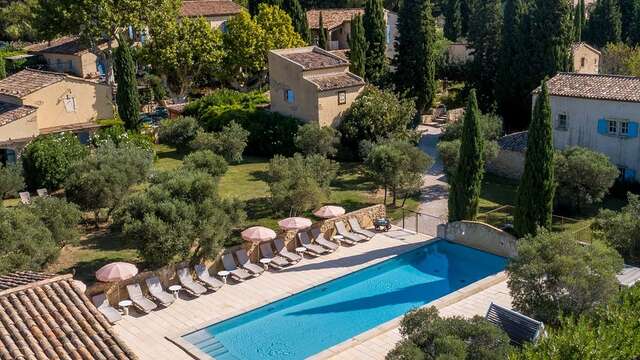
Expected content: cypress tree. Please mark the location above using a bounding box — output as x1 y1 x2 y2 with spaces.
448 89 485 222
248 0 261 16
619 0 638 42
461 0 475 36
580 0 586 28
348 14 367 78
364 0 387 84
573 2 582 41
632 1 640 45
114 38 141 130
444 0 462 41
318 11 328 49
514 80 555 237
394 0 436 115
283 0 311 43
585 0 622 48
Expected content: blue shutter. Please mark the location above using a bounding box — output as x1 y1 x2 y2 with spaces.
597 118 608 134
128 26 134 39
624 169 637 181
628 121 639 138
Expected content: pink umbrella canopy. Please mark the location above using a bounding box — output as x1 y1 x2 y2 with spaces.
314 205 346 219
278 217 312 230
241 226 277 242
95 262 139 282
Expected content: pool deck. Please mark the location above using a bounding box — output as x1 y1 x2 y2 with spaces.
112 229 512 360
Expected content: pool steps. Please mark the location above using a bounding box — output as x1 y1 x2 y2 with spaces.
192 336 237 359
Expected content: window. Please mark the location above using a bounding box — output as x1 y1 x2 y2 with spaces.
580 57 585 68
386 24 392 45
338 91 346 105
620 121 629 136
77 132 90 145
63 96 77 113
284 89 295 104
608 120 618 134
557 113 568 130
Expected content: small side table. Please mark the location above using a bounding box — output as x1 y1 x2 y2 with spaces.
168 285 182 299
332 235 344 246
217 270 230 284
118 300 133 316
260 258 272 270
295 247 307 258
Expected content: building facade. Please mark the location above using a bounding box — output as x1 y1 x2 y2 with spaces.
537 73 640 182
269 46 365 127
571 42 600 74
180 0 243 30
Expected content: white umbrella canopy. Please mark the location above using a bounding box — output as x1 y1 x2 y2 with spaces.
313 205 346 219
95 262 139 282
278 217 312 230
241 226 277 242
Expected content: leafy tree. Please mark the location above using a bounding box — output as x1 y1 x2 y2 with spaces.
387 306 513 360
600 42 640 76
318 11 328 49
0 0 39 41
113 37 141 130
444 0 462 40
294 123 340 157
507 229 623 325
585 0 622 47
364 0 388 84
268 153 338 215
28 196 81 247
282 0 311 43
348 14 366 77
340 85 417 152
0 163 24 199
158 116 202 150
190 121 250 163
145 16 224 98
394 0 437 116
555 146 618 213
448 90 484 221
256 4 306 50
21 133 89 190
514 81 555 237
592 193 640 264
183 150 229 178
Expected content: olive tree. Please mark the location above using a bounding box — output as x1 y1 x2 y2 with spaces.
158 116 201 150
183 150 229 178
189 121 249 163
592 193 640 265
294 123 340 157
0 163 25 199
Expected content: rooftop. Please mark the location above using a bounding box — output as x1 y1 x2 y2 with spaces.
306 8 364 30
542 73 640 103
307 72 365 91
0 69 65 98
180 0 243 17
0 271 56 291
330 49 350 61
497 131 528 153
24 35 110 55
572 42 601 55
279 47 348 70
0 102 37 127
0 273 137 359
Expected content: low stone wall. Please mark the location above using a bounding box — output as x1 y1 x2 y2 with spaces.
486 149 525 180
437 221 518 258
87 204 386 304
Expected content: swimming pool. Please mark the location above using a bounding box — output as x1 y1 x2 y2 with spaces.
183 240 506 360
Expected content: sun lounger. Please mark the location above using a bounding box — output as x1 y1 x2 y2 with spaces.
259 243 290 269
194 264 223 290
222 254 253 281
235 249 265 275
485 302 545 345
18 192 30 205
126 283 158 313
144 277 175 307
348 218 376 238
310 228 339 251
274 238 302 262
335 221 366 243
298 231 330 255
92 293 122 323
177 267 207 296
36 188 48 197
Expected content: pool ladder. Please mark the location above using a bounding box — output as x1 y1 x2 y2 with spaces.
193 336 238 360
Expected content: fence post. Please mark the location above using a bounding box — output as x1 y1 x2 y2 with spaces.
402 208 405 229
415 212 419 233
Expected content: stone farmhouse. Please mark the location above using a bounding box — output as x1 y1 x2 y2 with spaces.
572 42 600 74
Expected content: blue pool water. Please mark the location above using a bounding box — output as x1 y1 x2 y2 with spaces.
184 240 506 360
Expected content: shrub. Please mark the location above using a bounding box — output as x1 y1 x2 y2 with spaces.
28 196 82 247
554 147 618 213
437 139 499 175
183 89 268 119
21 133 89 190
507 229 623 325
190 121 249 163
92 124 155 155
158 116 201 149
592 193 640 265
0 163 24 199
294 123 341 157
440 112 503 142
183 150 229 178
386 306 513 360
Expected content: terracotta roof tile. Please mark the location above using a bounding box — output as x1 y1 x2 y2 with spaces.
330 49 350 61
0 102 37 127
306 8 364 30
0 274 137 360
0 69 65 98
180 0 243 17
542 73 640 103
24 36 89 55
498 131 528 153
0 272 56 291
281 48 348 70
308 72 365 90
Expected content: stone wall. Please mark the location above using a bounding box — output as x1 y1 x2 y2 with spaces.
437 221 518 258
486 149 525 180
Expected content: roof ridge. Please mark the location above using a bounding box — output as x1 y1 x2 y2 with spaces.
0 273 73 298
556 72 640 80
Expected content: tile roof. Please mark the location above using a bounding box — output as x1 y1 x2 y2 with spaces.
0 273 137 360
306 8 364 30
24 36 92 55
180 0 243 17
0 102 37 127
542 73 640 103
329 49 350 61
0 69 65 98
281 48 348 70
0 271 56 291
571 42 601 55
498 131 528 153
307 72 365 90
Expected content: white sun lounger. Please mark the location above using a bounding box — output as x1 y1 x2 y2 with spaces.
194 264 223 290
274 238 302 262
126 283 158 313
259 243 290 269
298 232 330 256
92 293 122 324
348 218 376 238
222 254 252 281
310 228 339 251
177 267 207 296
235 249 265 276
144 277 175 307
18 191 31 205
335 221 366 243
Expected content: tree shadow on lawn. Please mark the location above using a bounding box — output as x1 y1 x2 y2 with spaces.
156 147 186 162
249 170 270 183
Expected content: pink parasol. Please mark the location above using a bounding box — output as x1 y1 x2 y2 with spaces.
241 226 277 243
95 262 139 282
313 205 346 219
278 217 312 230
